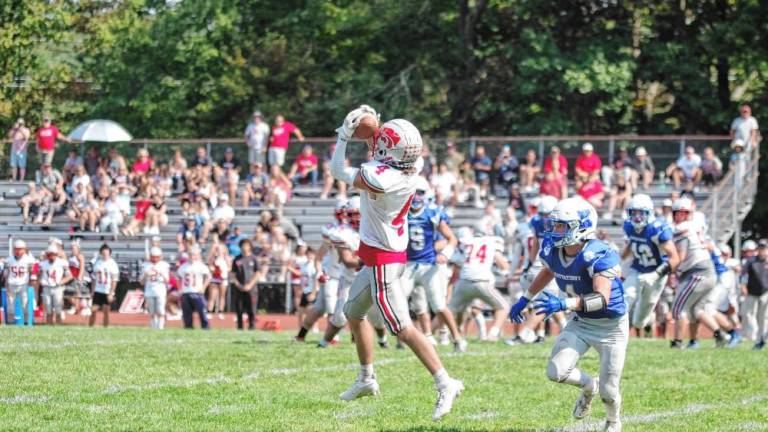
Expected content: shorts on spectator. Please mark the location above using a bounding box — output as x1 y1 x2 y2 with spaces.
93 292 111 307
268 147 286 166
10 151 28 168
248 147 265 165
38 150 54 166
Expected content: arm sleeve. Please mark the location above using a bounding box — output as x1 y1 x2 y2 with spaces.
588 247 621 278
330 137 359 185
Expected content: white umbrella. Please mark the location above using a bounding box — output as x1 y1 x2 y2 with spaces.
68 119 133 142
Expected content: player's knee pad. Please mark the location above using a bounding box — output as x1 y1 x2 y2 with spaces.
599 381 621 404
546 359 573 383
330 311 348 328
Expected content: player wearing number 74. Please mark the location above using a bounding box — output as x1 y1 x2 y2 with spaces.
330 105 463 421
508 197 627 432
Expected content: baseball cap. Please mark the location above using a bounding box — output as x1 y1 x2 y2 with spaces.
635 146 647 156
742 240 758 251
225 147 234 153
219 193 229 201
150 247 163 256
16 118 24 125
252 110 262 117
731 139 745 149
46 245 58 254
582 143 594 152
186 215 196 221
13 239 26 249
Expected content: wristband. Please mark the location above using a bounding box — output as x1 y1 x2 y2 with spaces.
439 245 455 260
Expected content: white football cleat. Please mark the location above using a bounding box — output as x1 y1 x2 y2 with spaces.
573 378 599 419
426 334 438 346
604 420 622 432
339 378 380 401
433 378 464 420
454 339 467 353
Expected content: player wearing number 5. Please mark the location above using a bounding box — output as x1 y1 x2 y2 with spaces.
509 198 627 432
89 244 120 327
620 194 679 336
331 105 463 420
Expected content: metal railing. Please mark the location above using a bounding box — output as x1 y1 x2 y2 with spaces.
699 143 760 257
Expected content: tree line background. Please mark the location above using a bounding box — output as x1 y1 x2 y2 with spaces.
1 0 767 232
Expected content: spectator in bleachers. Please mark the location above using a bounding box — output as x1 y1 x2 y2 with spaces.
609 147 637 190
120 192 152 236
471 145 492 200
37 182 67 226
458 159 482 208
40 163 63 194
667 145 702 190
603 172 632 221
443 140 464 177
319 143 347 200
212 193 235 227
114 166 130 188
420 142 436 179
574 142 602 183
266 165 292 216
20 182 47 224
244 111 270 165
507 183 526 219
730 104 759 153
177 215 202 252
634 146 655 190
577 173 605 209
494 144 519 193
106 148 127 178
131 148 153 178
729 139 748 179
288 144 319 187
269 114 304 167
99 188 126 240
432 163 458 207
699 146 723 187
518 149 540 192
539 171 562 200
62 149 83 182
216 147 241 203
225 225 246 257
35 115 71 167
192 146 212 168
70 164 91 195
542 145 568 199
144 194 167 235
84 146 101 178
8 118 30 181
242 162 269 207
169 148 188 193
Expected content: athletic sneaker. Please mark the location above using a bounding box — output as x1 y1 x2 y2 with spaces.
726 331 743 348
378 339 390 349
395 341 405 350
754 340 765 350
293 336 305 343
438 327 451 346
670 339 683 349
433 378 464 420
604 420 622 432
533 336 545 344
686 340 700 349
573 377 599 419
454 339 467 353
504 337 520 346
715 334 728 348
339 378 380 401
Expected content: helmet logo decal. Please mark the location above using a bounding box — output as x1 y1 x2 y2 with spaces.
379 127 401 149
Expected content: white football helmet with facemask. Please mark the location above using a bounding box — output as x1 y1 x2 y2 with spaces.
627 193 655 231
371 119 422 170
547 197 598 247
410 176 434 215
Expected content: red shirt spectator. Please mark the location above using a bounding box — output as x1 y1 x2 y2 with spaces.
134 199 153 221
294 152 318 175
539 172 563 199
271 118 298 150
574 142 602 179
36 123 64 151
578 175 605 208
542 147 568 176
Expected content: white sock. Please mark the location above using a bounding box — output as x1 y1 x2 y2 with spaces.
360 364 374 381
489 326 501 338
150 317 157 329
474 314 487 339
433 368 450 388
556 315 567 329
536 328 545 337
158 316 165 329
378 335 387 344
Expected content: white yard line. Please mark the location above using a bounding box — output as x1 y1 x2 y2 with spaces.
561 395 768 432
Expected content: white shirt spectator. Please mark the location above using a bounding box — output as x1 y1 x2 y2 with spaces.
117 192 132 215
675 153 702 179
731 115 759 152
71 173 91 192
212 203 235 223
432 171 457 201
245 120 270 151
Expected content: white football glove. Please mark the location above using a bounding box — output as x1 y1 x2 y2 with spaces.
335 105 378 141
637 271 660 287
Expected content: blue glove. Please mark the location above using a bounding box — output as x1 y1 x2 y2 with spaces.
532 291 567 318
508 297 530 323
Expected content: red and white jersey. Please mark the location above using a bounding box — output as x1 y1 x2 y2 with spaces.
39 258 69 287
673 221 711 274
357 160 418 262
141 261 170 297
92 258 120 294
451 235 504 281
177 261 211 294
6 254 37 286
330 225 360 283
320 222 343 278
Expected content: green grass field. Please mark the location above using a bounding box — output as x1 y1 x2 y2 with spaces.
1 326 766 431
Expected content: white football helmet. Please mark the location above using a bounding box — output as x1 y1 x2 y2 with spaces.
627 193 655 230
539 195 558 215
346 196 361 229
547 197 597 247
410 176 434 214
672 197 693 212
334 198 348 223
456 227 473 240
371 119 422 170
474 219 493 236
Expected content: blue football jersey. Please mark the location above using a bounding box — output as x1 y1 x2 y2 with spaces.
711 251 727 275
540 238 626 319
529 214 547 239
407 205 447 264
622 219 674 273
